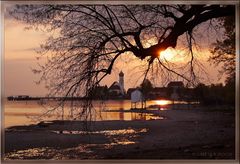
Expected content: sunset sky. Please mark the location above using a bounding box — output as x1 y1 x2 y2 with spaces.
3 4 226 97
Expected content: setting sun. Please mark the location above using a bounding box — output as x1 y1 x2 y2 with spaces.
159 47 177 61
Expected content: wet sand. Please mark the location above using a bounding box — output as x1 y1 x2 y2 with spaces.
3 107 235 160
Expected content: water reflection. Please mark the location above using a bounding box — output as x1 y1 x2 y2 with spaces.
129 112 164 121
4 100 167 128
4 147 94 160
52 128 147 135
154 100 172 106
119 108 124 120
100 110 164 121
5 127 148 160
4 148 50 160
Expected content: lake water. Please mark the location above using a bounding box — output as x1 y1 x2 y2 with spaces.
4 100 173 128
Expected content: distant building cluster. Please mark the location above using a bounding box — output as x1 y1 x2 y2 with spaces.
93 71 194 101
93 71 126 99
127 81 193 101
8 71 234 106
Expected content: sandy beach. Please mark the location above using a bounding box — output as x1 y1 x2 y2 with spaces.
3 106 235 160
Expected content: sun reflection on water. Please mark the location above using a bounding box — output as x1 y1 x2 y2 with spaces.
154 100 172 106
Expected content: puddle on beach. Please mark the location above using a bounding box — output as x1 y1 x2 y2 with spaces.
5 140 138 160
52 128 148 135
4 140 135 160
103 139 136 149
4 147 56 160
4 147 78 160
143 114 164 120
5 128 147 160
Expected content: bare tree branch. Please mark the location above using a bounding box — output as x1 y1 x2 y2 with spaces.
8 4 235 120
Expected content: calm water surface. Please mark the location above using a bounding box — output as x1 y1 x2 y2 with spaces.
4 100 171 128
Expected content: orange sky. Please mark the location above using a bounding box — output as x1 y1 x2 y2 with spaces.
3 6 226 97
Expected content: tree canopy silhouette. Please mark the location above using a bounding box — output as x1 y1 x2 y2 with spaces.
210 16 235 85
9 4 235 99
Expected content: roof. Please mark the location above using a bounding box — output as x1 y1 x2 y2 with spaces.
167 81 184 88
95 86 108 90
96 85 107 88
127 88 136 93
109 81 121 90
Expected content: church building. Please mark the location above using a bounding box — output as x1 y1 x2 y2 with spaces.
108 71 125 98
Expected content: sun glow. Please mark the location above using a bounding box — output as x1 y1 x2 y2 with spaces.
154 100 172 106
159 47 178 61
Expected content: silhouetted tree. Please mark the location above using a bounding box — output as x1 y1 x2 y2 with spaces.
194 83 234 106
140 79 153 99
194 83 209 104
8 4 235 119
210 16 235 86
210 16 235 105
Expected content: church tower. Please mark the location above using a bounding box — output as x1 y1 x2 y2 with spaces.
119 71 124 95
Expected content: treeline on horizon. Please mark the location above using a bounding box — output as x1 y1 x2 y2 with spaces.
7 82 235 106
90 80 235 106
193 82 235 106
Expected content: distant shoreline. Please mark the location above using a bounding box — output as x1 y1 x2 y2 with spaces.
6 95 200 102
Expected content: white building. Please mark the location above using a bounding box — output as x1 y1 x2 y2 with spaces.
130 89 146 109
131 89 143 103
